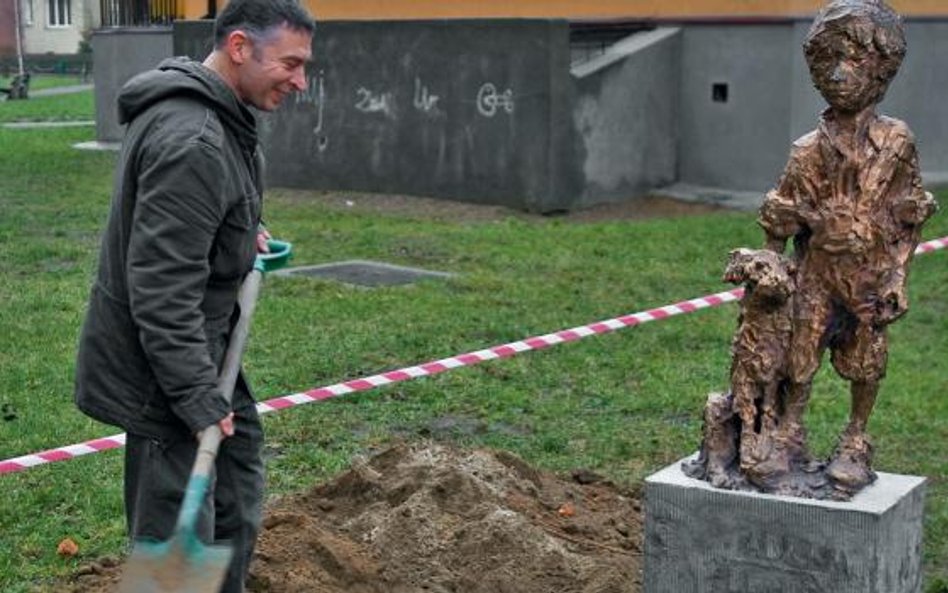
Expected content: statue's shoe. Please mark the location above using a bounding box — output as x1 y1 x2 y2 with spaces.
826 431 876 491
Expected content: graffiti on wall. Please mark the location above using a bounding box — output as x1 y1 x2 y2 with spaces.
290 72 515 155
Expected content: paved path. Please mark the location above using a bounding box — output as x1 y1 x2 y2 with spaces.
29 83 93 97
3 120 94 129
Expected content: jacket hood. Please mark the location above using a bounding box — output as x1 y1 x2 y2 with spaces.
117 57 257 149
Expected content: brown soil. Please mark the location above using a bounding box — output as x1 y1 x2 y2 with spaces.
66 442 643 593
272 188 727 223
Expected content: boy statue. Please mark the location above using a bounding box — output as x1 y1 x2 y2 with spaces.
760 0 936 495
686 0 936 499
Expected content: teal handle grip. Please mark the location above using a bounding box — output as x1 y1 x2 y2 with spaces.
254 239 293 273
174 473 212 552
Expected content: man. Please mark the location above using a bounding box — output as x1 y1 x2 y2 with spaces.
759 0 936 492
74 0 313 590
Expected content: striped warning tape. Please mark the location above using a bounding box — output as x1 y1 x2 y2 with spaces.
0 435 128 474
915 235 948 254
253 287 744 414
2 235 946 475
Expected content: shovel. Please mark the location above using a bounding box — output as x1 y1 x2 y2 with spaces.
117 239 293 593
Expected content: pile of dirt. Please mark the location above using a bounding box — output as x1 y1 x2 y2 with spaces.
67 442 643 593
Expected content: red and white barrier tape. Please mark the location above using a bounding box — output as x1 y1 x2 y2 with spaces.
253 287 743 414
2 235 946 475
915 236 948 254
0 435 128 474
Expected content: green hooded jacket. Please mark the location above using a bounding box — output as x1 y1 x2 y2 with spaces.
75 57 263 439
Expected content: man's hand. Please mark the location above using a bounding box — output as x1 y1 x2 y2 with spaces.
256 227 272 254
197 412 235 440
218 411 235 437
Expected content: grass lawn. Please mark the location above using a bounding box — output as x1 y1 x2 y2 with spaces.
0 73 89 91
1 89 946 592
0 75 93 123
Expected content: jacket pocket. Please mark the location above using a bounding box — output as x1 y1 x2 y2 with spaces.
210 194 258 281
205 313 233 372
76 285 159 428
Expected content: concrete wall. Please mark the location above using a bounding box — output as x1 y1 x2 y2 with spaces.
678 24 796 192
571 28 681 206
893 22 948 185
172 20 685 211
87 17 945 211
172 19 213 60
185 0 948 21
790 20 948 187
681 19 948 194
216 0 948 20
92 28 172 142
177 19 577 212
269 20 577 212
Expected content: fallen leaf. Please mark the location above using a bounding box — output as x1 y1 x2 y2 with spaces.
57 538 79 557
557 502 575 517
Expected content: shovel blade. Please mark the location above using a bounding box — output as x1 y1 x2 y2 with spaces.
117 537 233 593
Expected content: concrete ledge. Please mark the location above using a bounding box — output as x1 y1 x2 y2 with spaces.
73 140 121 152
571 27 681 79
644 455 926 593
922 170 948 188
651 182 764 212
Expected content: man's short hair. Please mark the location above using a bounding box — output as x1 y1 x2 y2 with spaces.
214 0 315 48
804 0 906 84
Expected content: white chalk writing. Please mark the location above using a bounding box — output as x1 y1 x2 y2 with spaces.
476 83 514 117
294 71 329 151
295 72 323 106
413 77 440 113
355 87 394 116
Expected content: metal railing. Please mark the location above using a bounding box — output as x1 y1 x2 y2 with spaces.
100 0 184 27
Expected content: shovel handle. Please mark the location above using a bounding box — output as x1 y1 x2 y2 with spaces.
176 268 264 534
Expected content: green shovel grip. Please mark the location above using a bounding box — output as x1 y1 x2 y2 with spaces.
254 239 293 273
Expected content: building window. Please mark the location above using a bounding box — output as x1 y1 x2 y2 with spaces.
47 0 71 26
22 0 34 25
712 82 729 103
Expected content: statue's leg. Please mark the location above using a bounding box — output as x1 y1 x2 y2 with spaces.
731 366 758 438
782 381 811 433
771 284 832 474
847 379 878 434
824 382 877 489
734 372 761 462
740 379 786 487
782 313 827 447
825 324 886 489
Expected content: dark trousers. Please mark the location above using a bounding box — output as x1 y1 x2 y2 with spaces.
124 394 264 593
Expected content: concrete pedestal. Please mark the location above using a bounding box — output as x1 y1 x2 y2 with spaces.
644 455 926 593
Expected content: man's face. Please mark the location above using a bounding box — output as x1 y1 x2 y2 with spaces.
236 25 312 112
805 19 887 114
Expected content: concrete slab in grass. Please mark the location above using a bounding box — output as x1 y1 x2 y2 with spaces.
275 260 454 287
73 140 121 151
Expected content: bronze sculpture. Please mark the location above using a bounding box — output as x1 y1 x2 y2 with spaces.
684 0 938 500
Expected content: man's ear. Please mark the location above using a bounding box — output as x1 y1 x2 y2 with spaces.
224 30 253 65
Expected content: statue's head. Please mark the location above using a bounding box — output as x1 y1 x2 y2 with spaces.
803 0 906 113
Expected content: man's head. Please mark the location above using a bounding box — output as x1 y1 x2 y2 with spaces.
803 0 906 113
210 0 315 111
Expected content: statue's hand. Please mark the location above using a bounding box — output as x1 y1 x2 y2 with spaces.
892 191 938 226
872 282 908 326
